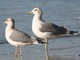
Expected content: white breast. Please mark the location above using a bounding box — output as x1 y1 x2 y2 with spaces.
5 28 27 46
32 19 51 39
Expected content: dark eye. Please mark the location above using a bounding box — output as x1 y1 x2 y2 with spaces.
35 9 37 11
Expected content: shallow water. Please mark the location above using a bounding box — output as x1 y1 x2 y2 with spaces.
0 0 80 60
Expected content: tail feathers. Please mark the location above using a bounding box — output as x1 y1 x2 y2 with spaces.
36 37 46 44
69 31 78 35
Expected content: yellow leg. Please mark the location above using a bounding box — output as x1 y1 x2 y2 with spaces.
20 47 22 60
15 46 18 57
15 46 18 60
45 38 49 60
15 56 18 60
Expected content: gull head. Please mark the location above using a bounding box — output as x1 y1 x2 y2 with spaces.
27 8 42 15
4 18 15 28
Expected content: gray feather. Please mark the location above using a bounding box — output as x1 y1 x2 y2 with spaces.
39 22 67 35
9 29 33 43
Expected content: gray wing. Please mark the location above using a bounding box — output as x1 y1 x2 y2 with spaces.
9 29 33 43
39 22 67 35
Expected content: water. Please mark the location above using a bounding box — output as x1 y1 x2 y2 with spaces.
0 0 80 60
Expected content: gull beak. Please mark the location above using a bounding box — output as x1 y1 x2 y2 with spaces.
4 21 7 24
26 12 33 15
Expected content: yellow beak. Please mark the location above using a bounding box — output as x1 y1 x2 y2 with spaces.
4 21 7 24
26 12 33 15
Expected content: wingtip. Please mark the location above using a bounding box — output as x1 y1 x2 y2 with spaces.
70 31 78 35
35 37 46 44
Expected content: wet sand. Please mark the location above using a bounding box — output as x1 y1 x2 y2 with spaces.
0 36 80 60
0 0 80 60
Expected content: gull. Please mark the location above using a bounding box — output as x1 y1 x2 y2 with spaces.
4 18 43 57
27 7 78 60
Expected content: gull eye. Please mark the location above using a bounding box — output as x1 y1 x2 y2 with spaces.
34 9 37 11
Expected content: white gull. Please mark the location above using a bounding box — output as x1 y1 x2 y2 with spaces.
4 18 42 57
27 7 78 60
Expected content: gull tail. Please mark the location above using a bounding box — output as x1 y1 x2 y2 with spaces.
69 31 78 35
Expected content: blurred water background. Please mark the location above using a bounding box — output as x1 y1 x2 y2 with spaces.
0 0 80 60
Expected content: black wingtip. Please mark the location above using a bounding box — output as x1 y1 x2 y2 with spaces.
69 31 78 35
36 37 46 44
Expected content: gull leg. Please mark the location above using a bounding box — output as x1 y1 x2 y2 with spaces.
20 47 22 60
45 38 49 60
15 46 18 57
15 46 18 60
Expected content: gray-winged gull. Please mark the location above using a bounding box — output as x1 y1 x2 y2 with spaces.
4 18 43 57
27 7 78 60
